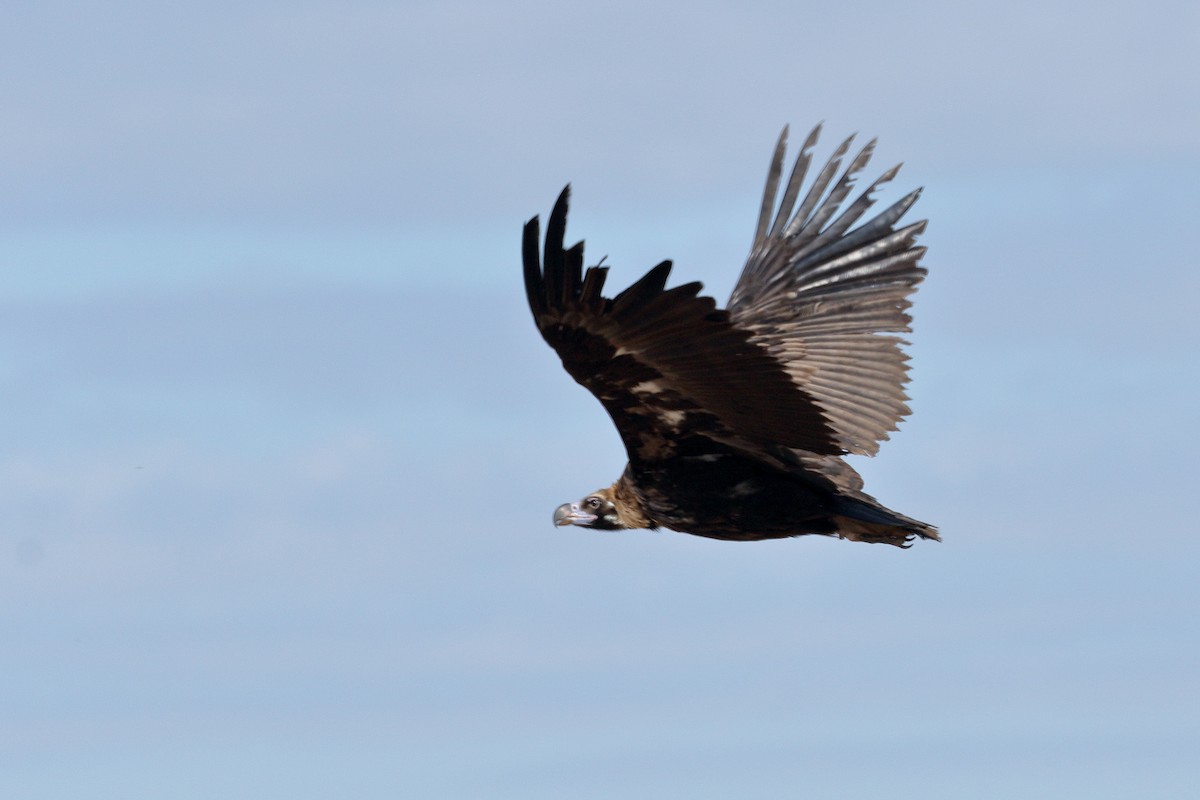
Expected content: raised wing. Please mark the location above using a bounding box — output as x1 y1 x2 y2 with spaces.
524 187 842 465
729 125 929 456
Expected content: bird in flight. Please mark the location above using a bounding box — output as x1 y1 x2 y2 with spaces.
522 125 937 546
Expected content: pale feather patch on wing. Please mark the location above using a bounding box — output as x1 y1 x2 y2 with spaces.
658 409 688 427
728 480 760 498
728 126 928 456
630 379 670 395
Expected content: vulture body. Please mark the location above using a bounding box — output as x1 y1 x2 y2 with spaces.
523 125 937 546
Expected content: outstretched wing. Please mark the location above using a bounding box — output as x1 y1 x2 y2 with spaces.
524 187 842 466
729 124 929 456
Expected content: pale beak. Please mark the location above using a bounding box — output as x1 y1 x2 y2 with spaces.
553 502 596 527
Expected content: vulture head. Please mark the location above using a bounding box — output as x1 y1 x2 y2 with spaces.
552 488 624 530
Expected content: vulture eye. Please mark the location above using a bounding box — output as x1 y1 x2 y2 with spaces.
586 497 601 509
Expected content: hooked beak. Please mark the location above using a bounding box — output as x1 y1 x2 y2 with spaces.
553 502 596 527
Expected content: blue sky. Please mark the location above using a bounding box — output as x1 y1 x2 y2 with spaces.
2 1 1198 797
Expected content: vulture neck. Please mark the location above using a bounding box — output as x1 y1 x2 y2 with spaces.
609 467 654 530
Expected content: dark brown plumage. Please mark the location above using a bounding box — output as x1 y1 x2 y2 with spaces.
524 125 937 546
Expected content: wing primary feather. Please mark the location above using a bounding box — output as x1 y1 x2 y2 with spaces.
792 197 925 275
808 162 902 249
754 126 789 248
562 242 584 306
835 187 923 250
544 186 570 309
766 123 820 242
793 217 927 275
611 260 673 317
579 265 609 312
522 216 545 316
785 133 855 239
786 157 900 267
801 139 876 241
